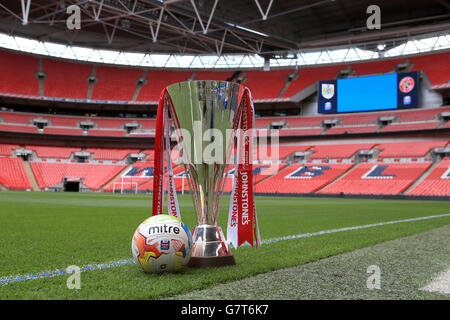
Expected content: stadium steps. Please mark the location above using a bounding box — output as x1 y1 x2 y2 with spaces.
278 74 295 98
22 160 41 191
314 163 358 193
402 160 440 194
435 121 447 129
98 164 133 192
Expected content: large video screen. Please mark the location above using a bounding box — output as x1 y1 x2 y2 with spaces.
318 71 420 114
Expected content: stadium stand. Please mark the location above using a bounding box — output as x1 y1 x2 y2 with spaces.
243 69 293 99
0 143 20 156
309 143 376 160
137 70 193 101
0 123 39 133
222 164 286 192
30 162 126 190
376 141 448 158
0 111 35 124
0 49 449 196
86 148 141 161
0 106 449 139
25 145 81 159
86 129 127 137
0 158 32 190
278 128 323 136
324 125 379 135
264 145 312 161
282 64 343 98
379 121 441 133
0 50 38 96
91 65 141 101
42 58 91 99
318 162 432 195
255 163 353 194
1 50 450 101
407 159 450 196
409 51 450 85
43 127 84 136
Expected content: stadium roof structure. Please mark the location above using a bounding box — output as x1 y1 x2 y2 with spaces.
0 0 449 69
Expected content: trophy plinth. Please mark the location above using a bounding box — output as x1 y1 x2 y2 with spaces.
187 224 235 268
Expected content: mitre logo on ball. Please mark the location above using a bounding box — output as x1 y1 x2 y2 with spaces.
131 215 192 273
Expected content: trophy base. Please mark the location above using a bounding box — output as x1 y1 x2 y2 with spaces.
188 255 236 268
188 224 236 268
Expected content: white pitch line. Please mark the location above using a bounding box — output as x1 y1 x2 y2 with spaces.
1 213 450 285
420 267 450 294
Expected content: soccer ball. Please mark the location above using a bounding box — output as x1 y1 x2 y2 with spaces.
131 215 192 273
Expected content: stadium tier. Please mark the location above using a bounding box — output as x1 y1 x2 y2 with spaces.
0 140 448 195
42 58 91 99
1 106 449 138
0 157 32 190
30 162 126 191
0 143 20 156
86 148 141 161
0 49 449 196
317 163 432 195
376 140 448 158
1 50 450 101
25 145 81 159
407 159 450 196
308 143 376 160
255 163 354 194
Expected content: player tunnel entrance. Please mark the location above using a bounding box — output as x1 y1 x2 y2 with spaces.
63 177 84 192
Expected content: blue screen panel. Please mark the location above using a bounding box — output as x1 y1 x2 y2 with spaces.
336 74 398 112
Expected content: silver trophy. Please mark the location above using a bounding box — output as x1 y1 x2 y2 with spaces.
166 80 240 267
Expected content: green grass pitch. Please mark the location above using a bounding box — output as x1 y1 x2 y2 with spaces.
0 191 449 299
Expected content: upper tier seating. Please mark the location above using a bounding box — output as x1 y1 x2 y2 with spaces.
409 51 450 85
91 66 141 101
243 69 292 99
43 58 91 99
137 70 193 101
0 50 38 96
1 50 449 101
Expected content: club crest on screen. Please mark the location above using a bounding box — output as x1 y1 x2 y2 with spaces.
321 83 335 99
399 76 415 93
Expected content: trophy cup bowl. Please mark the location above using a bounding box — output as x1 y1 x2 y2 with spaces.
166 80 240 268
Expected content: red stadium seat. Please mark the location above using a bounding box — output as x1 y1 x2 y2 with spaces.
255 163 353 194
318 162 432 195
407 159 450 196
0 158 32 190
30 162 126 190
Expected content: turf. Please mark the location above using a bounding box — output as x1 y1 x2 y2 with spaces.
173 225 450 300
0 191 449 299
